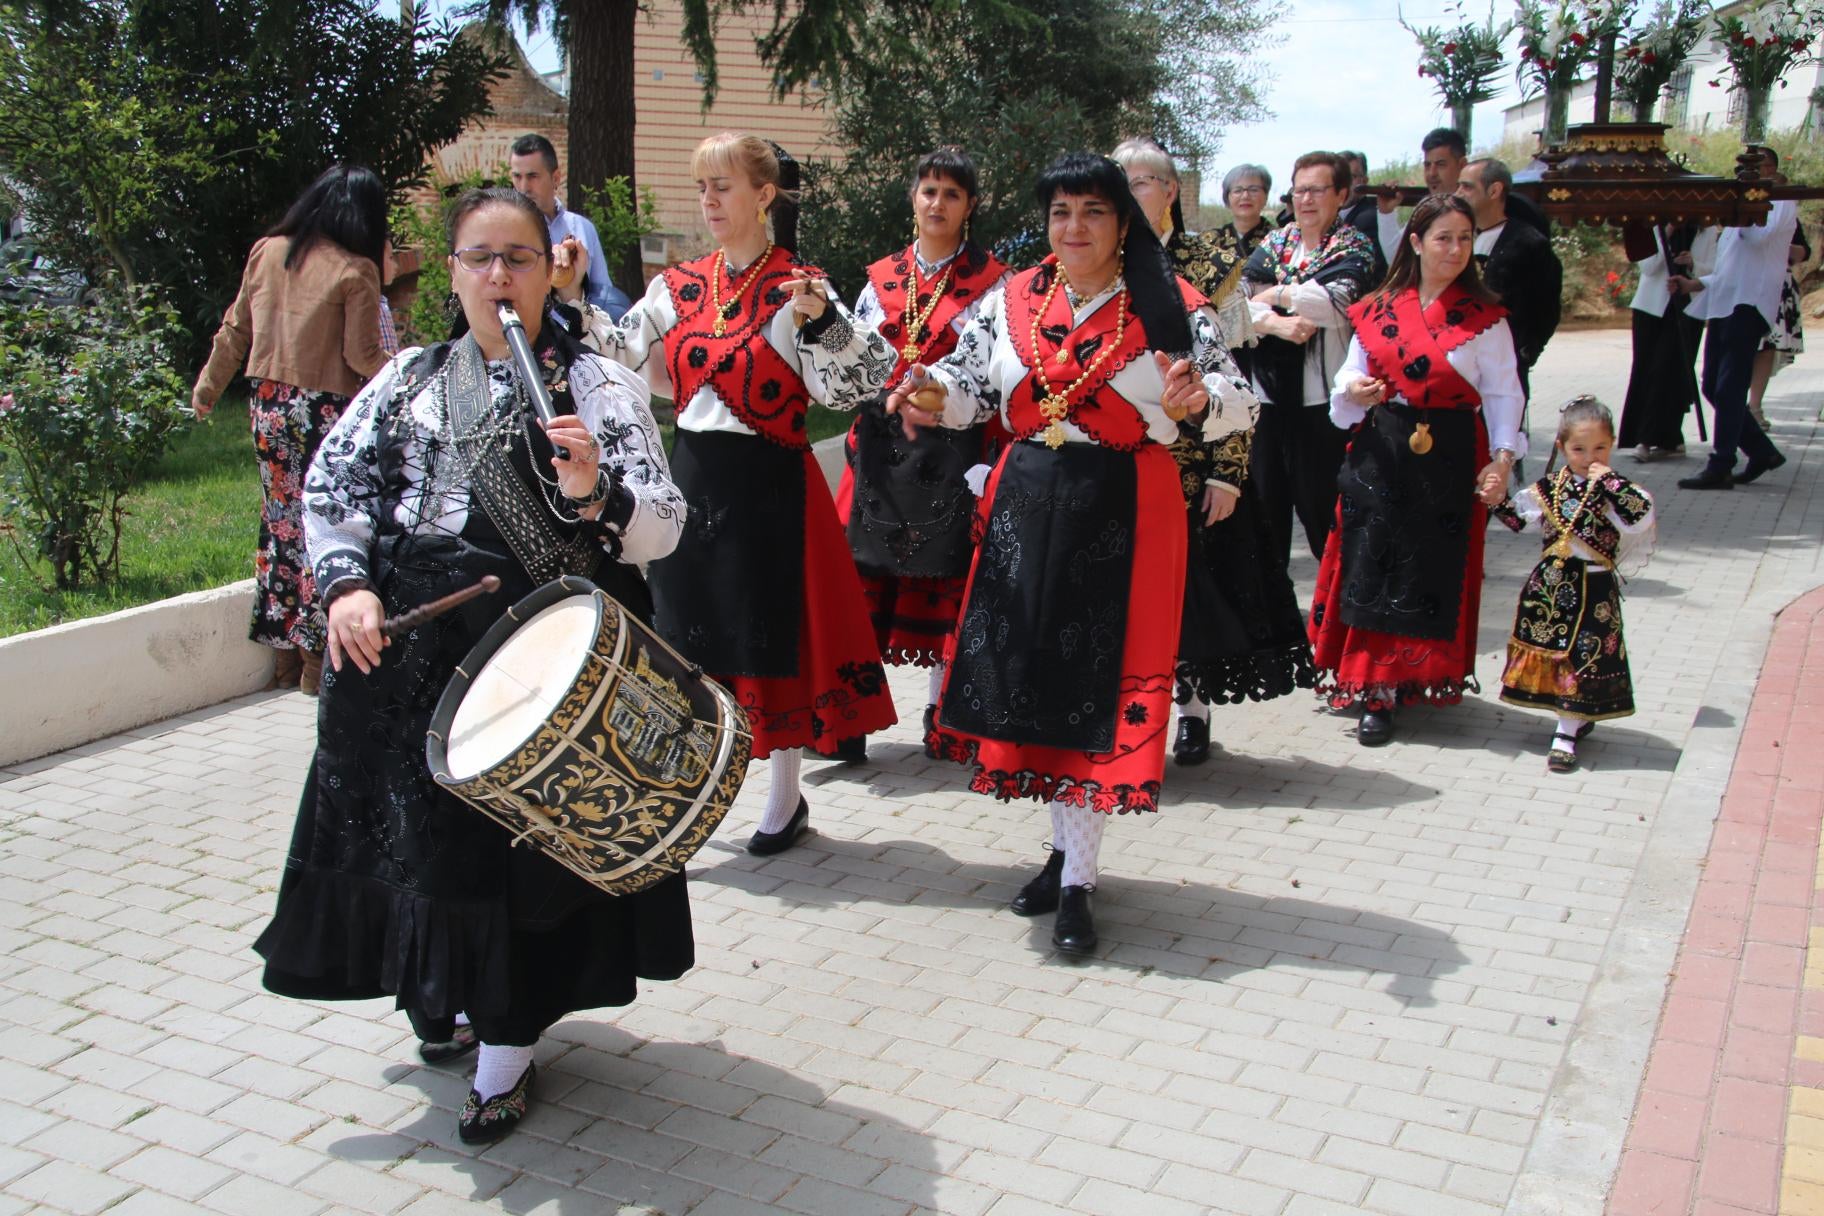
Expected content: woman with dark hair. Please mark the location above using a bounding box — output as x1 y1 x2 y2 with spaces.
192 164 391 694
889 152 1257 957
1110 138 1312 768
254 187 690 1143
832 147 1011 762
575 132 898 855
1310 193 1525 747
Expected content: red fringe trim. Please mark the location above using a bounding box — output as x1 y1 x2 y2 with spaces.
880 644 945 668
925 727 1160 814
1314 672 1481 711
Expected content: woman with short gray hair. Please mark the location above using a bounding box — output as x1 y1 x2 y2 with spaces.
1220 164 1274 259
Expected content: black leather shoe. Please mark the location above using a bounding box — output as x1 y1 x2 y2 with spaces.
1173 717 1211 766
1735 451 1787 485
1358 707 1394 747
458 1062 534 1145
1678 466 1734 490
1009 849 1065 917
1052 885 1098 958
833 734 867 765
746 797 810 855
419 1020 478 1065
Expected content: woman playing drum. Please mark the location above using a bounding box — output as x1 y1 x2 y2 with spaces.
573 132 899 855
253 187 691 1144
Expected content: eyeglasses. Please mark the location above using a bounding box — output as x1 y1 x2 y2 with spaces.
1289 186 1336 199
1127 174 1165 190
1227 184 1267 197
453 245 546 274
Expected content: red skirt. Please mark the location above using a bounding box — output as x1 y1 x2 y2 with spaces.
723 450 898 758
834 420 970 667
1309 416 1488 709
929 442 1186 814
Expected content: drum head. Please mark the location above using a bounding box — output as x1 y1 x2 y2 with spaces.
444 594 600 781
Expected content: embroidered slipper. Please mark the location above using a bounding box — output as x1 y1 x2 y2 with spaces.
458 1061 535 1145
418 1020 478 1065
1547 733 1580 774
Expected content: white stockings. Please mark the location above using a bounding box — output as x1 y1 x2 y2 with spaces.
758 748 804 833
473 1042 534 1100
1050 799 1106 889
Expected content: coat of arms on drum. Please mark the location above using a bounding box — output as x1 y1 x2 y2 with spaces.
603 650 717 786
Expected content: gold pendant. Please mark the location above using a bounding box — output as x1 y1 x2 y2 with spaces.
1548 534 1574 559
1408 421 1433 455
712 319 726 338
1039 392 1070 423
901 342 920 362
1042 421 1067 449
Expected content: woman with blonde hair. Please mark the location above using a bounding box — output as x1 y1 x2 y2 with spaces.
573 132 898 854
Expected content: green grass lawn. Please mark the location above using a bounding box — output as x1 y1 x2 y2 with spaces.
0 415 259 639
0 398 854 639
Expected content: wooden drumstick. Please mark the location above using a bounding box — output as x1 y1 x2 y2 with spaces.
381 576 502 640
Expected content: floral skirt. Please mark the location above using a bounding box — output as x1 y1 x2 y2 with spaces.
1499 557 1634 721
1763 274 1805 371
248 379 348 651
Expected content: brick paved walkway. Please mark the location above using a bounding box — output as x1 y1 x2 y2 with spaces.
0 331 1819 1215
1608 584 1824 1216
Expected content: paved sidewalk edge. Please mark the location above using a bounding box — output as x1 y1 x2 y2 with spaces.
1504 587 1795 1215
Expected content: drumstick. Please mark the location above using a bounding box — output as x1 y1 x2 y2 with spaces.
381 576 502 640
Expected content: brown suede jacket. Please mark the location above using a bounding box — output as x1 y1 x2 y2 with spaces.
193 236 388 404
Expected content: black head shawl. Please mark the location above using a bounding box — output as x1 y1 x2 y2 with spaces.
768 140 801 256
1033 153 1192 355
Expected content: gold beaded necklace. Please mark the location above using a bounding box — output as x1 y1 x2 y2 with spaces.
710 242 775 337
1028 264 1128 450
899 247 956 364
1545 467 1599 560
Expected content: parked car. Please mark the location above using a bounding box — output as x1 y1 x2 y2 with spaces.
0 240 93 308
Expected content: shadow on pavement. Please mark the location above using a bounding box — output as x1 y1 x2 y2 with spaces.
314 1033 946 1214
694 834 1469 1008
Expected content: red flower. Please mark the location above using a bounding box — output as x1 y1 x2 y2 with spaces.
1569 31 1586 45
1643 51 1656 63
1794 38 1810 53
1418 66 1428 76
1443 41 1458 53
1606 270 1620 282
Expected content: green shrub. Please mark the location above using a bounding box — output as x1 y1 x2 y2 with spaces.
0 290 192 589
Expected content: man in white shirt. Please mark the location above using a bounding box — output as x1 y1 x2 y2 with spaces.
508 134 632 321
1678 148 1795 490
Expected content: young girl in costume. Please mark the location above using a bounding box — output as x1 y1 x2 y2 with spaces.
1494 396 1656 773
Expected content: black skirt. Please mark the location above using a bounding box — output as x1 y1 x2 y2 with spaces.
1176 487 1317 705
253 520 693 1041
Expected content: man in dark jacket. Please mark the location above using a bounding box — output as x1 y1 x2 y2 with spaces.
1459 156 1562 397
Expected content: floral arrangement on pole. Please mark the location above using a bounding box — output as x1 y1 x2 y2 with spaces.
1614 0 1711 122
1515 0 1636 144
1403 3 1514 141
1708 0 1823 144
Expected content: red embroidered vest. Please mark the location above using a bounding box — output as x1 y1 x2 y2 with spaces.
1001 259 1209 452
661 246 823 449
866 243 1009 377
1347 284 1505 411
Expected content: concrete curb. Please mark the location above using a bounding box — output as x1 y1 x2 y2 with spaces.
0 579 273 767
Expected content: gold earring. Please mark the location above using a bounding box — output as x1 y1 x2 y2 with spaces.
912 216 921 250
758 205 769 229
964 214 973 244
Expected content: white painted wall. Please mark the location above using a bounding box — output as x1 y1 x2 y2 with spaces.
0 580 273 767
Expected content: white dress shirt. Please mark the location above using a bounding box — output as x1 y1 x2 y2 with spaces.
1630 227 1721 318
1688 201 1799 327
1329 320 1528 458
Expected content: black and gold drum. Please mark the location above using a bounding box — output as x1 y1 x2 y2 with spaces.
427 576 751 896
